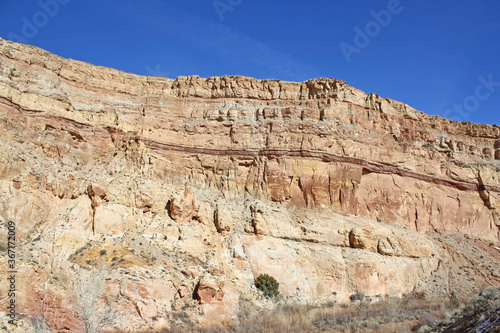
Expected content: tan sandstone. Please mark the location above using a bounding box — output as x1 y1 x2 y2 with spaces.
0 37 499 331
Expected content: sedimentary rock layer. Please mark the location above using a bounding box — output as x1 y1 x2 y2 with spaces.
0 37 498 241
0 38 499 331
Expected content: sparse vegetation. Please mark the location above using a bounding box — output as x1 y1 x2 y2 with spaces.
349 292 365 302
31 315 52 333
254 274 279 298
154 291 464 333
72 268 121 333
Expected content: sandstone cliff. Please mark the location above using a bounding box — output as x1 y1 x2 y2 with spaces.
0 37 499 332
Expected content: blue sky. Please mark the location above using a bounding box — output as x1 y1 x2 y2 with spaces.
0 0 499 124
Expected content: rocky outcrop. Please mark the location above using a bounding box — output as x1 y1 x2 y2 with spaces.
214 205 232 233
0 37 498 242
168 187 200 223
0 37 499 331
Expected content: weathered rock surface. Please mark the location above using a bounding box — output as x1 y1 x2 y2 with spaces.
0 37 499 331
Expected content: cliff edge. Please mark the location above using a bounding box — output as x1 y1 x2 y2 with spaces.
0 37 499 331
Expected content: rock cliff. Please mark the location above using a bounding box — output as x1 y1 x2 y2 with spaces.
0 37 499 331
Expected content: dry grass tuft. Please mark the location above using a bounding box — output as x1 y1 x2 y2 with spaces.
152 292 463 333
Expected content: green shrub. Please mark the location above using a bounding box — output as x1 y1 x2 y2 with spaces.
255 274 279 297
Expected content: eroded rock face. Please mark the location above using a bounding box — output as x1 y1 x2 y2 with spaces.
168 187 199 223
1 37 498 241
195 276 224 304
214 205 232 233
349 227 376 250
1 38 499 240
0 38 499 331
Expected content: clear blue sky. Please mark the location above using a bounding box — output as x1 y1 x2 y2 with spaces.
1 0 499 124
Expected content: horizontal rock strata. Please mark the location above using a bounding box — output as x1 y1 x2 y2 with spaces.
0 37 499 331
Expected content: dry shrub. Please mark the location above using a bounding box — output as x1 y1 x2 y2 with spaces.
419 312 440 327
155 292 465 333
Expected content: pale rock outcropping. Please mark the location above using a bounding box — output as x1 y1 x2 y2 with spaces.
0 38 499 331
168 187 200 223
